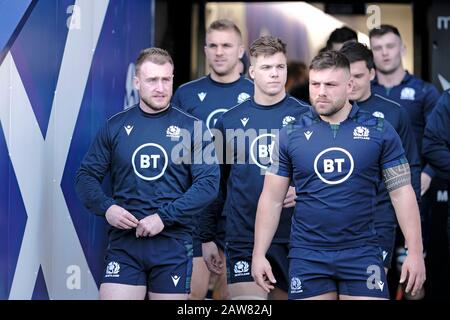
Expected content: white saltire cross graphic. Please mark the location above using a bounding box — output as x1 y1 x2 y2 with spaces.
0 0 109 299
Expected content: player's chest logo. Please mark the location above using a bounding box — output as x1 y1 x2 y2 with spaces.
353 126 370 140
282 116 296 127
304 130 313 141
124 124 134 135
198 92 207 102
250 133 276 170
166 125 181 140
132 143 168 181
237 92 250 103
372 111 384 119
240 117 249 127
400 87 415 100
314 147 354 185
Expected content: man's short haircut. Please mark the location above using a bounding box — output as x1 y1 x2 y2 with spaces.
249 35 287 59
207 19 242 40
369 24 402 40
326 26 357 49
135 47 173 74
309 50 350 73
340 41 375 70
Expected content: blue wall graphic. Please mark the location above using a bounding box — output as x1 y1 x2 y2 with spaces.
0 0 154 299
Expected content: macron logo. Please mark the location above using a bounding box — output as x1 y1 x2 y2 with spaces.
124 125 133 136
304 131 313 140
382 250 388 261
171 275 180 287
198 92 207 102
240 117 249 127
377 280 385 291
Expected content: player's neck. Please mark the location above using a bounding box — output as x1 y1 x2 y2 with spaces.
376 67 405 87
319 101 353 124
139 101 170 114
357 89 372 102
210 70 241 84
254 90 286 106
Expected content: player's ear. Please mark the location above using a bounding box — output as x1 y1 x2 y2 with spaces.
369 68 376 81
238 45 245 59
249 65 255 80
133 75 139 90
347 75 354 94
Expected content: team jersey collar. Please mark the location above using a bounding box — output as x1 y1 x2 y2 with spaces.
251 93 289 110
348 102 360 119
372 70 412 87
137 103 172 118
207 74 245 87
401 71 413 84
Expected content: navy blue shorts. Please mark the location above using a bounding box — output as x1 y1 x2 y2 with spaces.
225 241 289 292
102 231 193 294
376 224 397 269
288 246 389 299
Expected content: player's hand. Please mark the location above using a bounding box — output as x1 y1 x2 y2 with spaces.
283 186 296 208
202 241 223 275
251 254 276 293
399 252 426 297
420 172 432 196
136 213 164 237
105 204 139 229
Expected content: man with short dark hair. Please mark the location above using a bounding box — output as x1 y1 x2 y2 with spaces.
369 24 440 197
326 26 358 51
340 41 421 273
200 35 309 300
252 50 425 300
370 24 440 299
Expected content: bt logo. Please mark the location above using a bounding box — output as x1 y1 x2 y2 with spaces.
314 147 354 185
250 134 276 170
323 158 345 173
132 143 168 181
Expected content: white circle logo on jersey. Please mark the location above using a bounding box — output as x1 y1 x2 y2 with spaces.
206 108 228 129
313 147 354 185
250 134 276 170
132 143 168 181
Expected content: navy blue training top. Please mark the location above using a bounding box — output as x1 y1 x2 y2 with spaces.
75 104 220 240
199 94 310 243
269 103 407 251
172 75 254 129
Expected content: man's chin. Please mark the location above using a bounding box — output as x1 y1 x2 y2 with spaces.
213 68 231 76
378 66 395 75
153 104 168 110
142 99 169 111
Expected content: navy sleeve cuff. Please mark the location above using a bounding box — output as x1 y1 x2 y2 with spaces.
99 198 116 216
423 165 435 178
